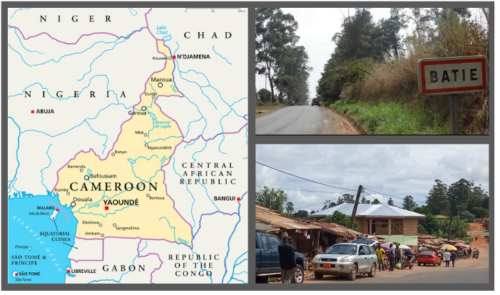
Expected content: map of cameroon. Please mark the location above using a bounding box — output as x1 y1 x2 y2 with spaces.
53 41 192 246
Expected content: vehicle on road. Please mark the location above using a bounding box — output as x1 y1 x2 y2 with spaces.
311 98 320 106
350 239 379 250
312 243 377 281
417 251 442 266
473 248 479 259
255 232 306 284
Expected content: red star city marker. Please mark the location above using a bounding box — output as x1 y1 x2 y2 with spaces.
105 206 109 210
173 55 176 59
56 209 59 212
31 110 34 114
237 197 241 201
67 270 70 273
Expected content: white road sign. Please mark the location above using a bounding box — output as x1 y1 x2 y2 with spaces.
417 56 487 95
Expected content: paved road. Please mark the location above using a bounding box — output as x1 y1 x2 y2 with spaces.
304 264 489 284
255 105 344 135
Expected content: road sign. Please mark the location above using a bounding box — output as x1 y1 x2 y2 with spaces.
418 56 488 95
467 231 489 236
339 91 346 98
417 56 488 134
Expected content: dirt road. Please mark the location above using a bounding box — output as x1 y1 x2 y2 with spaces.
255 105 358 135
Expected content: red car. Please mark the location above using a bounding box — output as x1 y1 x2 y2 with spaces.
417 251 442 266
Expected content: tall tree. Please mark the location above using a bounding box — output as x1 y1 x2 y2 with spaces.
274 45 312 105
402 195 417 211
380 8 408 59
285 201 295 215
447 179 473 239
361 196 368 204
387 198 395 206
255 8 298 103
426 179 450 215
372 198 381 204
342 194 355 204
256 186 288 214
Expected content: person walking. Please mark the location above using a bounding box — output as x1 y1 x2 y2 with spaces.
468 247 472 258
375 244 386 271
443 249 451 267
388 244 396 271
395 244 402 268
277 237 297 284
450 251 457 267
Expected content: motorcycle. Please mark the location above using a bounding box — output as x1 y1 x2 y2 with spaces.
402 254 413 270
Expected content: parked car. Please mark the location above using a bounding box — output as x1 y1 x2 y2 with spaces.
312 243 377 281
311 98 320 106
350 239 379 250
417 251 442 266
255 232 306 284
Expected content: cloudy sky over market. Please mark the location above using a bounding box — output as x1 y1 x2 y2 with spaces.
256 145 489 213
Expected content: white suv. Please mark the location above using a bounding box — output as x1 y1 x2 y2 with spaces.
312 243 378 281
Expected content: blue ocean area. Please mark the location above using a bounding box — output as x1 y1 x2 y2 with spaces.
8 191 78 284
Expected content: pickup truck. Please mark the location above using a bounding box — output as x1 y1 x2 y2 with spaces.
256 232 306 284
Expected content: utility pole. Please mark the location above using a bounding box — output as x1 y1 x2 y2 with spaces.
349 185 363 229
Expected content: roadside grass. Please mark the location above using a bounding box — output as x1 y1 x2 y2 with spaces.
255 102 287 118
327 99 449 135
462 237 473 243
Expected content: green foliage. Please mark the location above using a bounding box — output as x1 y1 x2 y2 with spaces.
372 198 381 204
324 211 350 227
258 88 272 103
415 206 440 235
255 8 311 104
255 8 298 103
256 186 288 214
285 201 294 215
317 8 489 135
426 179 450 215
430 218 470 239
387 198 394 206
324 211 360 232
402 195 417 211
471 207 489 218
293 210 309 217
418 225 428 234
330 99 448 135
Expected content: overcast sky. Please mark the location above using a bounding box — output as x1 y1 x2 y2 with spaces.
256 145 489 213
255 8 487 98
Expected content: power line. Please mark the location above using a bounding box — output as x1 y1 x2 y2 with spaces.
364 187 404 200
258 186 348 196
256 162 358 192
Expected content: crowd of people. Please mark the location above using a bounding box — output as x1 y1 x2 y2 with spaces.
375 243 415 271
375 243 479 271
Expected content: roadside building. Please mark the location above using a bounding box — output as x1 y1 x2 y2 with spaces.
256 205 321 261
309 221 360 253
310 203 425 246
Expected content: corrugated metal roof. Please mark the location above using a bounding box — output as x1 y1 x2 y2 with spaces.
256 205 321 230
309 221 360 238
256 222 279 233
310 203 425 218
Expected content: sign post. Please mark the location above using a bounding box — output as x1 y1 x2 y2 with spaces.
339 91 346 99
417 56 488 135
